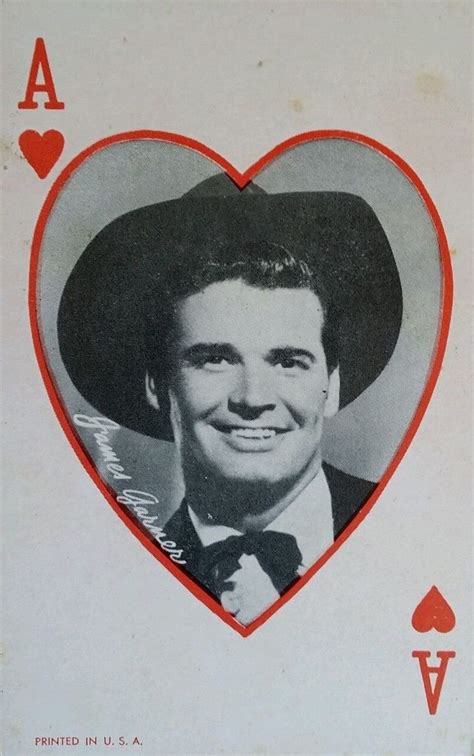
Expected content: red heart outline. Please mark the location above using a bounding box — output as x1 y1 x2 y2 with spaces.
28 130 452 637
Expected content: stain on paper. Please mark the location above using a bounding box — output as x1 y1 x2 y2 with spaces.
416 72 446 97
290 98 303 113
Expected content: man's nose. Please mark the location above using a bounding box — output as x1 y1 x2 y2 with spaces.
228 363 276 418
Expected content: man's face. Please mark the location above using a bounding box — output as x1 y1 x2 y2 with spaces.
167 279 339 487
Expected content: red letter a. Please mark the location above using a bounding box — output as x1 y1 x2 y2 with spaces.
412 650 455 715
18 38 65 110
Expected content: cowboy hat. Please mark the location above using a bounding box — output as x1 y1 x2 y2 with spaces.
57 175 402 440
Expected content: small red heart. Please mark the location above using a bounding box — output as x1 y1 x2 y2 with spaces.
19 129 64 179
411 585 456 633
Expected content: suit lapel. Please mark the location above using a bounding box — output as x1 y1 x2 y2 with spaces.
323 462 376 538
164 499 204 572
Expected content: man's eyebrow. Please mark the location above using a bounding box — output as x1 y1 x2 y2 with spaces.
180 342 239 360
268 346 316 362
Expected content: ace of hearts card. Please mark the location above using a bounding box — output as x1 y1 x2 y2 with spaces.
1 1 472 754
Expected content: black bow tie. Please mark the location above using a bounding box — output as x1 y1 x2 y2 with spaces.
196 530 302 597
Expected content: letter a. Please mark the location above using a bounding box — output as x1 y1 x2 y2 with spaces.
412 650 456 715
18 38 65 110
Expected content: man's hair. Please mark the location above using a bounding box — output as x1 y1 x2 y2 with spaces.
146 239 340 389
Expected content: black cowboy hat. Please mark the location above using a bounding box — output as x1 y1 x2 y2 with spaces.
57 175 403 441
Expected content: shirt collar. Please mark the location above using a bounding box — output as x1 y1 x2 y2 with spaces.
187 467 334 574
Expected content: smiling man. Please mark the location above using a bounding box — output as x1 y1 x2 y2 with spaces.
169 278 339 494
58 178 403 625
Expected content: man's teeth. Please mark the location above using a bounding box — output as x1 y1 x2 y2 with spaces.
230 428 276 439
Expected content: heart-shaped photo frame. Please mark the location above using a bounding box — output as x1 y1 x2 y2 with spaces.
29 131 451 636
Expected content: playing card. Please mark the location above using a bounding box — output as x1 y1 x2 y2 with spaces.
2 2 472 753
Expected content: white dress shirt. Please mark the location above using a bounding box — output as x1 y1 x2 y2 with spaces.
187 469 334 625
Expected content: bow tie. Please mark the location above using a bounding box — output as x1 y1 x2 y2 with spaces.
197 530 302 597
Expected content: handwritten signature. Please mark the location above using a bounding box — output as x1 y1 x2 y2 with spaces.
73 414 186 564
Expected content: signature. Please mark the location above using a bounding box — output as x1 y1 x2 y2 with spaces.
73 414 186 565
73 414 131 481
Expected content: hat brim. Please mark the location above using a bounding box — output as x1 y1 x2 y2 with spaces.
58 191 402 440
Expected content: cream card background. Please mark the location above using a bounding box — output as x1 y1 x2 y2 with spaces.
2 2 472 754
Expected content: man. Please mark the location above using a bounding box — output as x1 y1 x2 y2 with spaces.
58 176 402 625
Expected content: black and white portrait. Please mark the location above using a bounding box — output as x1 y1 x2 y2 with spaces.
36 137 442 626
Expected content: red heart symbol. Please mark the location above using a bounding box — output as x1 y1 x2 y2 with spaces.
411 586 456 633
19 129 64 179
28 131 452 636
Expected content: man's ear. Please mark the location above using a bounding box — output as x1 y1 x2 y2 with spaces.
323 365 340 418
168 389 183 454
145 371 160 410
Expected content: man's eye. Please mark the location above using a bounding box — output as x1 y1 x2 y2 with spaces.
195 354 233 369
275 357 310 371
206 355 229 365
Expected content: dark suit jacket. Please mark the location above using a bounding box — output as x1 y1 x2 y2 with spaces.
164 463 376 585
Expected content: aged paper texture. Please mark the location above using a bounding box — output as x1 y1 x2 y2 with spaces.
1 1 472 753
